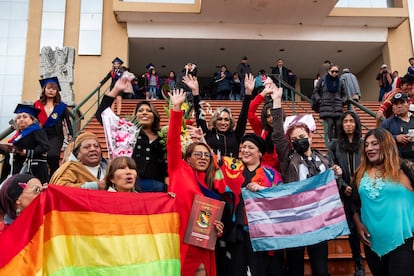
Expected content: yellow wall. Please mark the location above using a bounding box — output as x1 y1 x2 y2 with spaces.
22 0 128 105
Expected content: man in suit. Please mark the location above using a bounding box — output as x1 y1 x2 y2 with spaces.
271 58 293 100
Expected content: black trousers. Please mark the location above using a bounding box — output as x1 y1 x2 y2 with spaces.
364 237 414 276
227 230 285 276
286 241 329 276
324 117 341 141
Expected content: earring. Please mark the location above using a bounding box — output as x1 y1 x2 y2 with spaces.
16 207 22 217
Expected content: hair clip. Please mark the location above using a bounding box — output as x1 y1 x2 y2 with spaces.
18 182 28 189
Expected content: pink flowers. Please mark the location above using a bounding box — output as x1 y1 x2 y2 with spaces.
101 108 138 159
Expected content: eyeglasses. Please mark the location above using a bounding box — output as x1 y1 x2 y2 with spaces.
18 182 42 194
330 70 339 73
192 151 212 159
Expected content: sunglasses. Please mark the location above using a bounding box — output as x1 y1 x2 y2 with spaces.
192 151 212 159
330 70 339 73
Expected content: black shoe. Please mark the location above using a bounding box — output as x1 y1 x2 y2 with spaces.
354 260 365 276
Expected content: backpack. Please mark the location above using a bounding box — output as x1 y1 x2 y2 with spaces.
311 79 324 113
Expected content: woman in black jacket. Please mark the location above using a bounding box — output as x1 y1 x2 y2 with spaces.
182 74 254 158
313 65 346 141
96 76 167 192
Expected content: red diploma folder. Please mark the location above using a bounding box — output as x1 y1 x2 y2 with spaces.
184 194 225 250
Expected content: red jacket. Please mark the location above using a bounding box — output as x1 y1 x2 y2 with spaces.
248 94 280 171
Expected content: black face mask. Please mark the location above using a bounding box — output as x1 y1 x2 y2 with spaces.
292 138 310 154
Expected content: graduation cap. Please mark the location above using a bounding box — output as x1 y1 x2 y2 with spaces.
145 63 155 70
39 77 61 91
112 57 124 64
14 104 40 117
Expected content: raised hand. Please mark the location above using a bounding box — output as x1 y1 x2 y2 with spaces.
182 75 199 95
244 73 255 95
169 89 187 111
270 84 283 101
109 75 129 97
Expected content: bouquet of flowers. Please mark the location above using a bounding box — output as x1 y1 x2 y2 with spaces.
101 107 138 159
158 97 193 158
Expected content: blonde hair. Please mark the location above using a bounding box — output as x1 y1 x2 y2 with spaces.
210 107 235 131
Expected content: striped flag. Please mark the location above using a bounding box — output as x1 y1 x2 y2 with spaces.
242 169 350 251
0 185 180 275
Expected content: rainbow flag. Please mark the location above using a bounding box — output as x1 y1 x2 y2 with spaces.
0 185 180 275
242 169 350 251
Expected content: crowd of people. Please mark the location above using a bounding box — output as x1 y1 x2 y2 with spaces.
1 55 414 276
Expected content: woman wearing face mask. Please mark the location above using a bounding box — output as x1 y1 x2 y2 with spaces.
183 74 254 158
0 174 45 233
270 82 343 276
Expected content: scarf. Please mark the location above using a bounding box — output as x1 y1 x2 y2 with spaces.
8 124 42 144
325 74 340 93
34 101 67 128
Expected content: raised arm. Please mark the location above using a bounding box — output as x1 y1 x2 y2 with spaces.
95 75 129 124
234 74 254 139
182 75 209 133
167 89 187 172
248 89 271 135
270 83 291 177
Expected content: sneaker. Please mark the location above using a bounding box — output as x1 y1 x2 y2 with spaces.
354 260 365 276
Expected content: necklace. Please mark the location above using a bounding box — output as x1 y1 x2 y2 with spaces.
366 168 384 199
373 169 382 187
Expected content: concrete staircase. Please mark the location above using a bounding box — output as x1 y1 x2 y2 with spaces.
83 98 379 276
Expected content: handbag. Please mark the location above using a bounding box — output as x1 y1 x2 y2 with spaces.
19 158 33 175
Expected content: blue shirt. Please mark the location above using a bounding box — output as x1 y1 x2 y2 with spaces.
359 172 414 256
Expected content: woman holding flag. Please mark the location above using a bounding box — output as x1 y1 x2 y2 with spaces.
270 81 343 276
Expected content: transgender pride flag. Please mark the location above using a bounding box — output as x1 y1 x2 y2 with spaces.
242 169 350 251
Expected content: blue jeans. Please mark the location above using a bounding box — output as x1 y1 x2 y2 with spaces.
378 85 392 101
149 85 157 99
137 178 166 192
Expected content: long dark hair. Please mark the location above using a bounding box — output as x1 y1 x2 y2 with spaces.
337 111 362 152
185 142 216 190
353 128 400 187
39 82 61 105
260 102 273 131
133 101 161 133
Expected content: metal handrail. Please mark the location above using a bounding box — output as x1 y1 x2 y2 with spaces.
269 74 378 147
70 86 108 139
0 126 14 142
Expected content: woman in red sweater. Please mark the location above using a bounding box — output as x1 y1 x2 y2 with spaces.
167 89 225 276
247 86 280 171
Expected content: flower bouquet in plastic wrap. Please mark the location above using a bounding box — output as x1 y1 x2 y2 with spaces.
101 107 138 159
